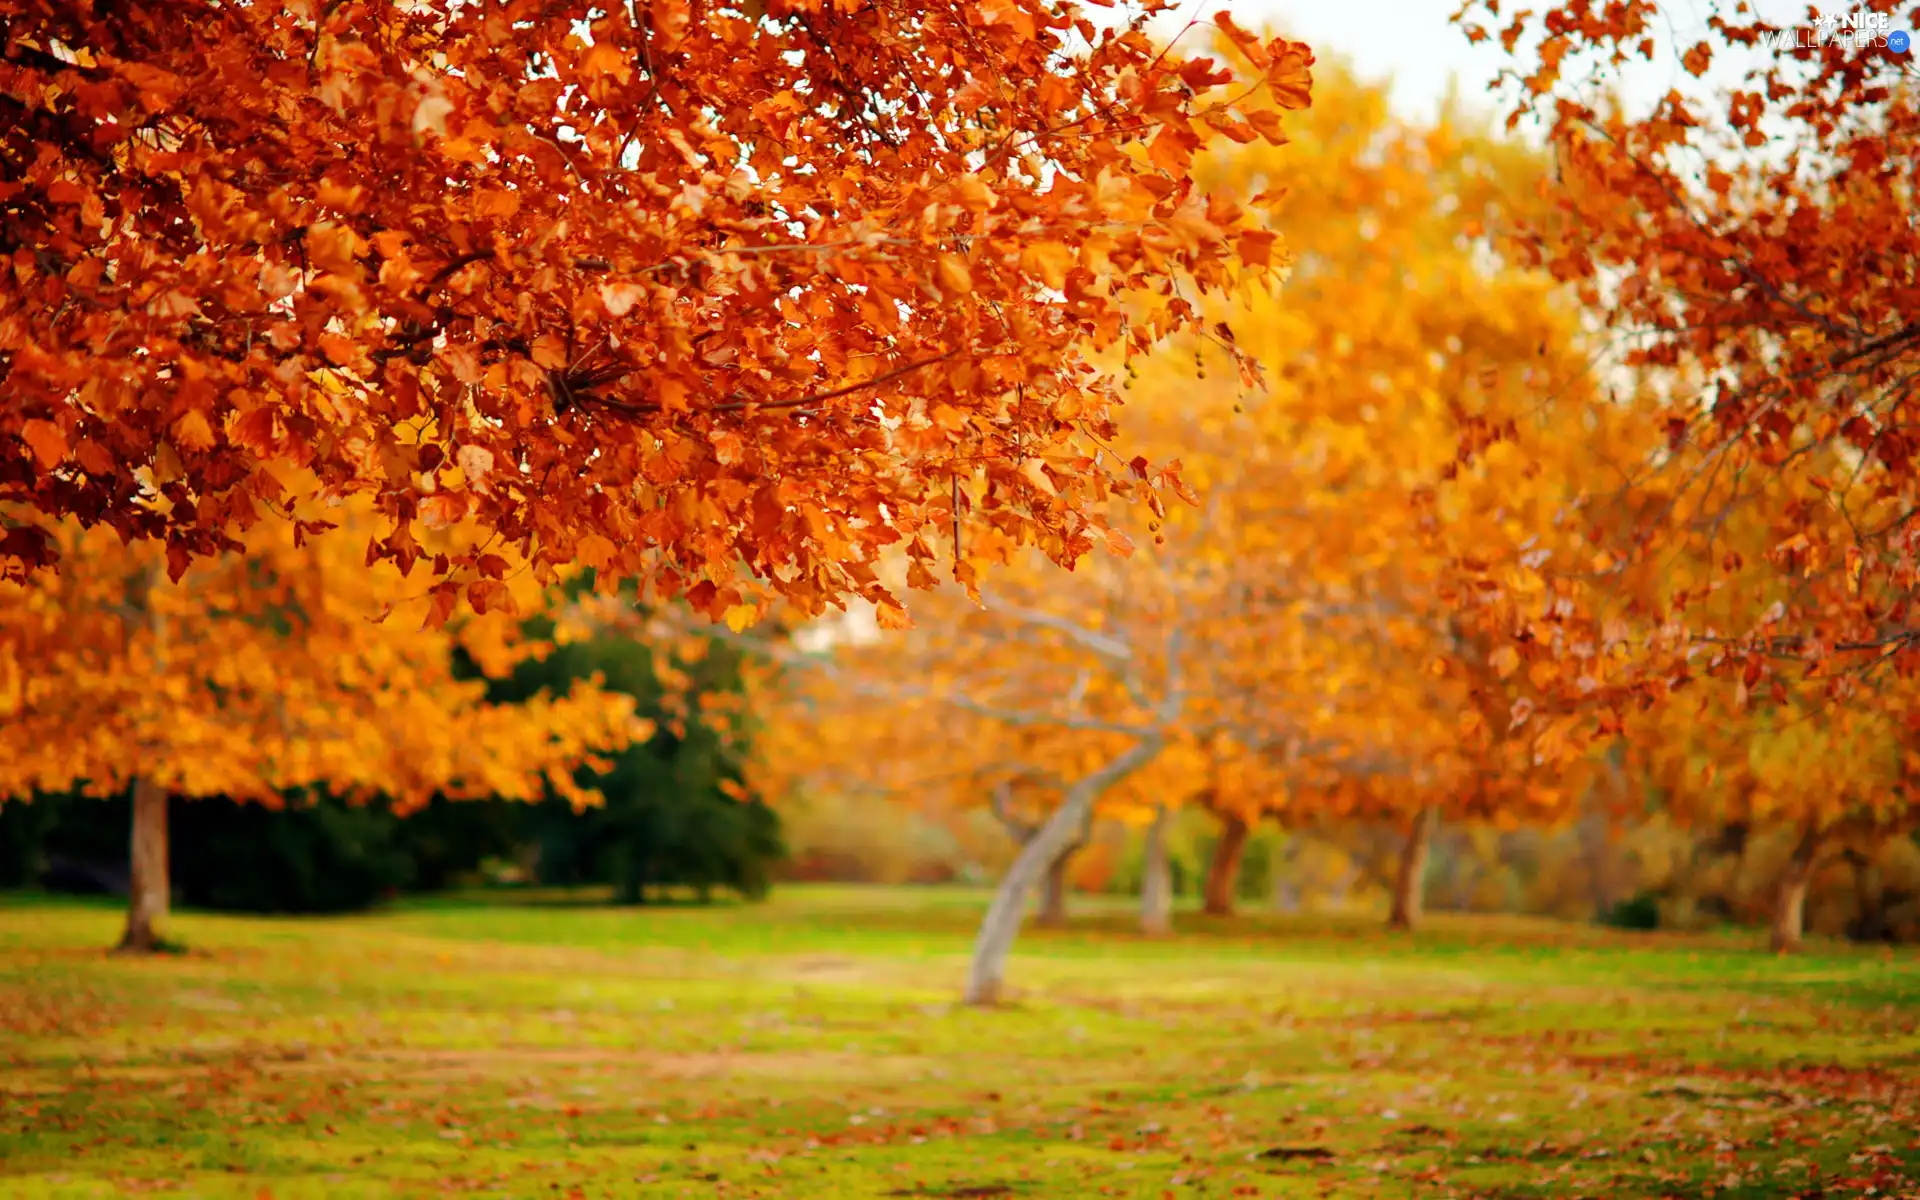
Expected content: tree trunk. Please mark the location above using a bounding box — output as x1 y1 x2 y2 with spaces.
117 563 172 955
1770 826 1822 954
1202 812 1250 917
1851 851 1887 943
1139 804 1172 936
1036 849 1073 928
1270 834 1300 913
965 739 1163 1006
1578 799 1617 921
1388 807 1436 931
117 777 170 954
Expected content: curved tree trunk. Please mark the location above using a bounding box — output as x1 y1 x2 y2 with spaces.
1035 803 1096 928
1202 812 1250 917
117 777 170 954
1036 849 1073 928
1770 826 1822 954
966 738 1163 1006
1139 805 1172 936
1388 807 1436 931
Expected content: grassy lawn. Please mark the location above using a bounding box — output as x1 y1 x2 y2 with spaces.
2 887 1917 1198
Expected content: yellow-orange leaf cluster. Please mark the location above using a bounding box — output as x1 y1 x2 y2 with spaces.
0 494 645 811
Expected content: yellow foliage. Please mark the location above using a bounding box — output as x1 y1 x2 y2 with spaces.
0 492 645 811
751 53 1634 836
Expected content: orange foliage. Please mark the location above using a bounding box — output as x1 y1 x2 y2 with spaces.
1068 839 1119 893
1455 0 1920 699
1 0 1312 630
1441 0 1920 877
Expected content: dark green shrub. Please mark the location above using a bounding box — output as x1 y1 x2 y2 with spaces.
485 617 785 903
169 793 407 913
0 798 62 888
1600 891 1661 931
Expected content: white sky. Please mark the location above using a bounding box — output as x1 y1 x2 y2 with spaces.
1172 0 1873 128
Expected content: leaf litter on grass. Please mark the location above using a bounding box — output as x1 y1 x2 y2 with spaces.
1 888 1916 1198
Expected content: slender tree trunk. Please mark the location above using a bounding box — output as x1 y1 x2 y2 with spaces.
1271 834 1299 913
1578 800 1615 920
1036 849 1073 928
1139 804 1172 936
1202 812 1250 917
1388 807 1436 931
1035 803 1096 928
1323 856 1362 910
993 778 1085 929
117 777 170 954
1770 826 1823 954
118 564 172 955
966 739 1163 1006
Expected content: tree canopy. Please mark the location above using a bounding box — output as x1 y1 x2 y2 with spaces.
2 0 1312 627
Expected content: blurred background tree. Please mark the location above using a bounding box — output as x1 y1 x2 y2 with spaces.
0 609 786 913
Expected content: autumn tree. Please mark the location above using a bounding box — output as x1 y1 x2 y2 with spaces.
738 45 1674 984
966 726 1107 928
750 648 1137 926
0 495 642 951
3 0 1312 632
1186 734 1259 917
1157 47 1670 931
695 429 1385 990
1620 670 1920 952
1451 1 1920 697
721 550 1202 998
1443 0 1920 946
1605 463 1920 952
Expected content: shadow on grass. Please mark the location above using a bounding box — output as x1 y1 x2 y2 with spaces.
0 890 125 910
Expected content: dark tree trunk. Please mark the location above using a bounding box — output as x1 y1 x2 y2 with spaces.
118 565 173 955
1202 812 1250 916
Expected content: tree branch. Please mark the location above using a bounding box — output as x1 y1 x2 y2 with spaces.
976 596 1135 661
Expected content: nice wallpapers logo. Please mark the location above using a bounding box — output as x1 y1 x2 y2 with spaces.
1760 9 1912 52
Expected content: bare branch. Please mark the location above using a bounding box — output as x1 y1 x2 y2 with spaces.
976 596 1135 661
702 620 1167 737
988 779 1038 844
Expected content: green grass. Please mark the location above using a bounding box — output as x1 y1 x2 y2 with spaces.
2 886 1916 1198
